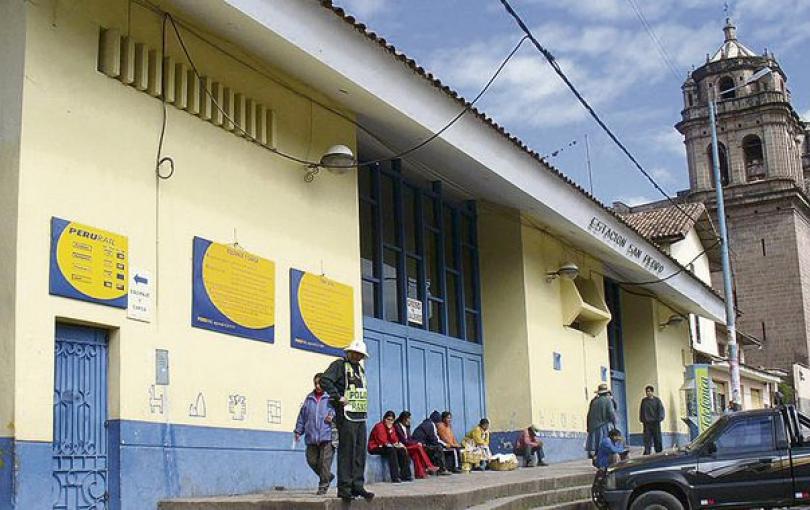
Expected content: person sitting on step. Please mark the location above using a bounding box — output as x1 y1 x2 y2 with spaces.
513 424 548 467
437 411 463 473
413 410 453 475
463 418 493 470
368 410 413 483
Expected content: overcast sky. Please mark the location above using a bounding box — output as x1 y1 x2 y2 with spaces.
333 0 810 207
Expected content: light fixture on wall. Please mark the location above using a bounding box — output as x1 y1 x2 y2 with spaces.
546 262 579 283
304 145 356 182
659 314 686 330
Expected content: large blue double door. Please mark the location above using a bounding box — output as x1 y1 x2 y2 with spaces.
53 324 110 510
363 318 485 438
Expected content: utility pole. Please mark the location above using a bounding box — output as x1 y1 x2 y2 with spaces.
708 66 773 409
708 97 741 409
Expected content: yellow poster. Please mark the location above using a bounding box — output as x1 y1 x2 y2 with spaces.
50 217 128 308
192 237 276 342
694 365 714 434
290 269 354 355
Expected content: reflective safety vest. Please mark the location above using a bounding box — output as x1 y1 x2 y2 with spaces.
343 361 367 421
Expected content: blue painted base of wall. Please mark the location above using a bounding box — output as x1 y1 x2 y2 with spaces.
490 429 588 464
0 422 393 510
627 432 689 450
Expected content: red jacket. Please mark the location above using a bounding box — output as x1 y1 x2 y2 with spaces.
368 422 401 452
515 428 542 449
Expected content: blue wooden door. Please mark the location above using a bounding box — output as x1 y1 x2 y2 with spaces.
53 325 109 510
611 371 629 436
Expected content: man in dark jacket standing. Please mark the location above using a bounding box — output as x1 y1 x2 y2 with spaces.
320 340 374 503
639 385 665 455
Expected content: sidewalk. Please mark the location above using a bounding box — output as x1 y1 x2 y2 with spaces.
160 458 598 510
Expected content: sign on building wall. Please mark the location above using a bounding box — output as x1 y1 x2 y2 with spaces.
49 217 128 308
192 237 276 342
290 268 354 356
694 364 714 434
127 269 153 322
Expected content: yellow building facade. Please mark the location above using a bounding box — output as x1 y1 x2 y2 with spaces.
0 1 724 508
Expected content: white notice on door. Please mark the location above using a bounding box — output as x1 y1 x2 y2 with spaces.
127 269 153 322
407 297 423 325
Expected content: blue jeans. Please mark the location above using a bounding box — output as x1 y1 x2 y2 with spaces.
514 445 544 466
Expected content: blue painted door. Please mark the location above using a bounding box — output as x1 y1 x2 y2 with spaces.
53 325 109 510
611 371 629 436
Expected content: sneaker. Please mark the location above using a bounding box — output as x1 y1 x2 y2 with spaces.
316 487 328 496
438 469 452 476
339 493 354 503
403 476 414 482
538 461 549 467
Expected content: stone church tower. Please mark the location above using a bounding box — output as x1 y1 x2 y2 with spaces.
675 19 810 371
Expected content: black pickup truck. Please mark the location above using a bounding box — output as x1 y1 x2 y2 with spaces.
596 405 810 509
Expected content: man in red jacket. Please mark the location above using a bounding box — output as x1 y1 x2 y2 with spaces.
513 424 548 467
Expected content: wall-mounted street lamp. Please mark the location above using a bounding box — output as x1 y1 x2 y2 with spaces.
304 144 356 182
658 314 686 330
546 262 579 283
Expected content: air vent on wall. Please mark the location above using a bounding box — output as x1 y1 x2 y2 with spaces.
98 27 277 148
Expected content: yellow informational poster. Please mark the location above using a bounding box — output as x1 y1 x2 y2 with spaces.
49 217 129 308
290 268 354 355
694 365 714 434
192 237 276 342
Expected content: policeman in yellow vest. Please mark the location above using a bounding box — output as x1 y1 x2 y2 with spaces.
320 340 374 503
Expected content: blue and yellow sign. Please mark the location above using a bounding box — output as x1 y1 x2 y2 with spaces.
49 217 128 308
290 268 354 356
192 237 276 342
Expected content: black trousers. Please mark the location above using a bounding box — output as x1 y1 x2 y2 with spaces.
370 446 411 481
424 444 447 471
336 417 367 497
642 421 663 455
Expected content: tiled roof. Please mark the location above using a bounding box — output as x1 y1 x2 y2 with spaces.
617 203 707 243
319 1 723 303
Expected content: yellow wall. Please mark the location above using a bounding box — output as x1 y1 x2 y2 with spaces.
521 224 609 433
0 0 27 438
14 0 358 441
652 302 690 436
621 291 657 436
479 204 532 430
479 202 609 434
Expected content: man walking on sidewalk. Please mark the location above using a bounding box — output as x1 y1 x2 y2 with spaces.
294 373 335 495
321 340 375 503
639 385 665 455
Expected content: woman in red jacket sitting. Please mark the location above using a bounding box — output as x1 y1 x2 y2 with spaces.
394 411 440 478
368 410 413 482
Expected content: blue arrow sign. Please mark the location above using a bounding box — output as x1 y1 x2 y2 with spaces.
134 274 149 286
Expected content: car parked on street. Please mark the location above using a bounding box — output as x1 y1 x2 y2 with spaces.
595 405 810 509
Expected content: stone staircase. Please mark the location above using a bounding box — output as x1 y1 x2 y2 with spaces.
160 464 597 510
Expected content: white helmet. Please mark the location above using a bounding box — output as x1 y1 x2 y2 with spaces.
345 339 369 358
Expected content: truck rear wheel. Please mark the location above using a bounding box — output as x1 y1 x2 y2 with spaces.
629 490 684 510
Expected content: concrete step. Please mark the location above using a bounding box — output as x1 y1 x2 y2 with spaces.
160 468 597 510
468 485 592 510
532 499 596 510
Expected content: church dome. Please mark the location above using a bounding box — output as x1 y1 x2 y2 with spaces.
709 18 757 62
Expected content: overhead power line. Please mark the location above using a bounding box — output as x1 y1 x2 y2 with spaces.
158 12 528 172
497 0 702 227
625 0 684 83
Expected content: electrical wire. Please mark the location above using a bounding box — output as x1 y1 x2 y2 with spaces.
497 0 703 227
625 0 684 83
164 13 528 169
155 13 174 180
613 240 720 286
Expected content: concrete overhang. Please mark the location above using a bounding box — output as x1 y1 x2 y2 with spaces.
163 0 725 322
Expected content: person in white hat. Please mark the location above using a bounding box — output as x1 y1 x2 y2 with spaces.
320 340 374 503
